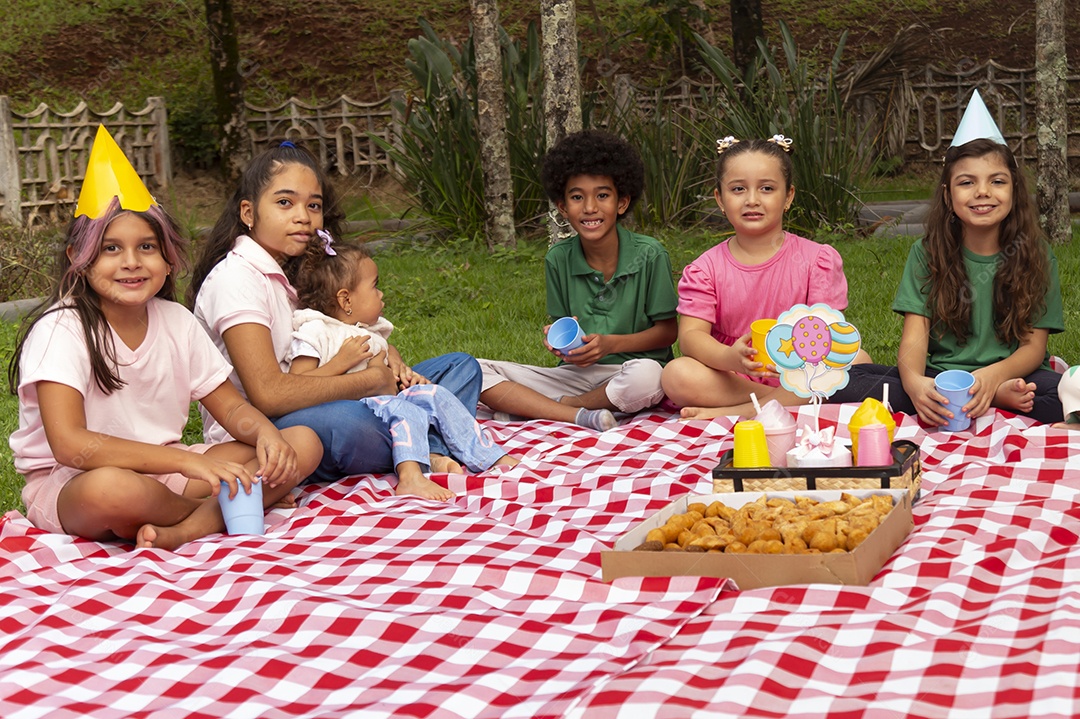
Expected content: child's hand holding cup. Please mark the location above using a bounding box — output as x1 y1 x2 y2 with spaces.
750 318 777 372
218 477 265 535
933 369 976 432
547 317 585 356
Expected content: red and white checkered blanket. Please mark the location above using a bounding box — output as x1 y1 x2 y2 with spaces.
3 404 1079 718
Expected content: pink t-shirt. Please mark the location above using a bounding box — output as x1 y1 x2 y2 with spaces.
677 232 848 347
10 298 232 475
193 235 297 443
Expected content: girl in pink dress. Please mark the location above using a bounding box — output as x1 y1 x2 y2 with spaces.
660 135 864 419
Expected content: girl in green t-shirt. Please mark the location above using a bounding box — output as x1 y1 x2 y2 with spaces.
836 138 1064 425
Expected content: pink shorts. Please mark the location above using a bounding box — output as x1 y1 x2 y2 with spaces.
21 442 213 535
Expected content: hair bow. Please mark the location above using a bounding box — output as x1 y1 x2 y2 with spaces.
716 136 740 155
797 425 835 457
316 228 337 256
768 134 794 152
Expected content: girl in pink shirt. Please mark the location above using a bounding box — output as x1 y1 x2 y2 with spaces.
660 135 863 419
8 193 321 551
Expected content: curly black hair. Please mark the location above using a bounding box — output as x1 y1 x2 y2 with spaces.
540 129 644 216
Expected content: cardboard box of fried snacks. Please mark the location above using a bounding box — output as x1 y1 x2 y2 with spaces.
712 440 922 501
601 489 912 589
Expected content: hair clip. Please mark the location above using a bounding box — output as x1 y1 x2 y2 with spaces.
316 229 337 256
280 140 296 149
716 136 740 155
768 134 793 152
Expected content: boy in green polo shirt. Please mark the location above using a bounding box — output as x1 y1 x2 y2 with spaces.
477 130 679 430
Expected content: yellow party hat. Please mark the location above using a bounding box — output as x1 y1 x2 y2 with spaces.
74 125 156 219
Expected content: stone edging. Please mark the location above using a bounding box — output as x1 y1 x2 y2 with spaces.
0 298 40 322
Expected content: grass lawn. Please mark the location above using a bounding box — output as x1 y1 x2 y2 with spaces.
1 226 1077 516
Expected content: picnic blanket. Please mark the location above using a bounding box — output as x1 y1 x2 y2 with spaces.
2 404 1079 718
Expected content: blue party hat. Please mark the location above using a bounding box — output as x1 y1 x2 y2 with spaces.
950 89 1006 147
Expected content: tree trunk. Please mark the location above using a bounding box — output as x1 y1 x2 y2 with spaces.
540 0 583 245
730 0 763 79
204 0 245 183
1035 0 1070 245
470 0 517 250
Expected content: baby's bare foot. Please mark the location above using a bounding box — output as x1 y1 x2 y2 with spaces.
396 473 455 501
994 378 1036 413
429 453 463 474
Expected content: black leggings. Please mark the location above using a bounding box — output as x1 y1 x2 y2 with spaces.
830 363 1064 424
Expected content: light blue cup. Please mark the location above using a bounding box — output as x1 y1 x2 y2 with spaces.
217 478 264 535
934 369 975 432
547 317 585 355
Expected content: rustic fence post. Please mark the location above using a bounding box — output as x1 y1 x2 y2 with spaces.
148 96 172 190
389 89 406 182
613 74 637 122
0 96 22 225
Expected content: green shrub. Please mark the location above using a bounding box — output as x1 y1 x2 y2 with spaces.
373 19 548 240
604 103 715 230
693 21 871 234
168 77 219 171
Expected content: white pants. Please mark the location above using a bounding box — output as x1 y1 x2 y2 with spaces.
478 358 665 413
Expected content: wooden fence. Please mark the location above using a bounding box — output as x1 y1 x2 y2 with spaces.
602 60 1080 167
0 97 170 226
1 59 1077 226
242 92 407 180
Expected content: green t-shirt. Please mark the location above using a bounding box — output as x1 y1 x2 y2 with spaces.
545 225 678 366
892 238 1064 372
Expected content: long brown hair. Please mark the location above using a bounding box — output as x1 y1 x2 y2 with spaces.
922 138 1047 346
8 199 188 394
187 142 345 306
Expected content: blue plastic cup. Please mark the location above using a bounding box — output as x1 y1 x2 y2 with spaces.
934 370 975 432
217 478 264 535
547 317 585 355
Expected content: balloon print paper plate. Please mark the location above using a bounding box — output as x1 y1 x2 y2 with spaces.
763 303 861 400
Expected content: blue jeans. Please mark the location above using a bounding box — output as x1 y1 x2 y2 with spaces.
273 352 482 481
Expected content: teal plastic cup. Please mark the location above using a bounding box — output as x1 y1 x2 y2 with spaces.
217 478 264 535
547 317 585 355
934 370 975 432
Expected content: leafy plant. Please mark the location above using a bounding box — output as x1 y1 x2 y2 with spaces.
602 101 714 230
693 21 872 234
372 19 547 240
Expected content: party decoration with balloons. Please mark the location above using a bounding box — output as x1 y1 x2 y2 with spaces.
763 304 862 400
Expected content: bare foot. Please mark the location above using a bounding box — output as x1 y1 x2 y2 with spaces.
397 468 455 496
994 378 1036 413
494 454 520 468
270 492 298 509
679 406 730 421
135 524 159 549
429 453 463 474
134 523 188 551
